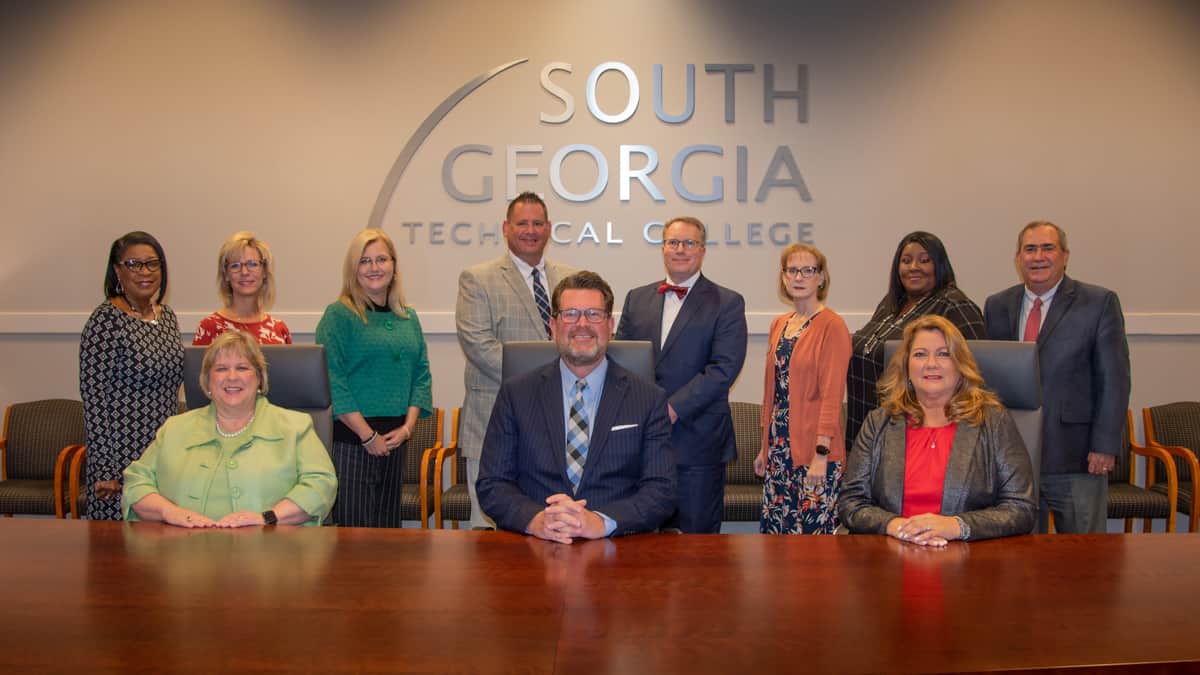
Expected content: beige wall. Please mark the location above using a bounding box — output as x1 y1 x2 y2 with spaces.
2 1 1198 448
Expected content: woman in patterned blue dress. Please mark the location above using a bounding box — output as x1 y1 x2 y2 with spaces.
756 244 852 534
79 231 184 520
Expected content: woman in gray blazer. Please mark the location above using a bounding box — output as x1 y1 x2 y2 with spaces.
839 315 1035 545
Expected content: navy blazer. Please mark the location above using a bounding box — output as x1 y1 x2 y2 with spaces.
476 358 676 537
615 275 748 465
984 276 1130 474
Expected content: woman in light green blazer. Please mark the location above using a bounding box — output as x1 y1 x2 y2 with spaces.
122 331 336 527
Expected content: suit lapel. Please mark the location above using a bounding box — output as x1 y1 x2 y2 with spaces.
660 276 711 360
578 361 625 492
647 286 666 357
498 257 546 337
1037 276 1076 345
940 422 980 514
1005 286 1023 339
538 365 569 484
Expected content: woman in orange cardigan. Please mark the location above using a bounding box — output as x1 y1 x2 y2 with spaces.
755 244 852 534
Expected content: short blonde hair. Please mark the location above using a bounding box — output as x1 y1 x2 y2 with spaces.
876 315 1000 426
776 243 829 303
216 231 276 311
339 228 409 323
200 330 269 396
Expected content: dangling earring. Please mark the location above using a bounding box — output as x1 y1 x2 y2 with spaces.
115 278 124 295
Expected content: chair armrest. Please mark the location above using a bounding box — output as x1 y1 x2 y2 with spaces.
1130 441 1179 532
68 446 87 519
1151 442 1200 480
433 445 461 529
1151 442 1198 528
53 445 82 519
418 442 443 530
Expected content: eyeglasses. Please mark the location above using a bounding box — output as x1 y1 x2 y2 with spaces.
358 255 394 267
663 239 701 251
783 266 820 279
122 259 162 273
226 260 262 273
554 308 609 324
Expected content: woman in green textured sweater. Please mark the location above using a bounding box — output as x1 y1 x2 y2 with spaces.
316 228 433 527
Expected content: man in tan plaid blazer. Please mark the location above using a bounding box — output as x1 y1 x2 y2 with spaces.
455 192 577 528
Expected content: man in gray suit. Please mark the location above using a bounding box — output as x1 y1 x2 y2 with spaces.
456 192 578 528
984 221 1130 534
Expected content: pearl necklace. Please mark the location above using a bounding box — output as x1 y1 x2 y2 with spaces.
216 413 255 438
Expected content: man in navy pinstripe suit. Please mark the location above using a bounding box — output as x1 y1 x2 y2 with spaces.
477 271 676 542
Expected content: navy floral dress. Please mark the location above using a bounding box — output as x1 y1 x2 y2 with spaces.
761 332 843 534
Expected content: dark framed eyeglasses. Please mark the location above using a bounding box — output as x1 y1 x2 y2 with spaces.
122 259 162 273
554 308 609 324
783 266 819 279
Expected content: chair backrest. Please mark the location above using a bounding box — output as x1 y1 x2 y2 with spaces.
1111 411 1135 484
726 401 761 486
404 408 443 484
501 340 656 383
885 339 1043 503
183 345 333 454
450 407 467 484
1144 402 1200 483
2 399 86 480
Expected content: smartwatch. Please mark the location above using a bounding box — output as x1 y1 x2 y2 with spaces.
262 510 278 526
815 444 831 457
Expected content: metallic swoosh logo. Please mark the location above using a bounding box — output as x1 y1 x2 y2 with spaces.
367 58 529 231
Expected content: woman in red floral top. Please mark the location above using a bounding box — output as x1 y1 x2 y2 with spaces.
193 231 292 345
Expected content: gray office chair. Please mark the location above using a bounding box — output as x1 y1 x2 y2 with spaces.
500 340 656 382
183 344 333 454
884 339 1043 518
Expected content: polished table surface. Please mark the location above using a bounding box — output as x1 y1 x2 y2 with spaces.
1 519 1198 674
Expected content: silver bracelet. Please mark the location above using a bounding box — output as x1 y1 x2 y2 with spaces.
361 430 379 447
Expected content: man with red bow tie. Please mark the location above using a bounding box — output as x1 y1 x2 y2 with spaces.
615 216 747 533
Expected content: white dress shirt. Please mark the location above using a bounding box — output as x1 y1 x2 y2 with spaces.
1019 278 1063 340
661 271 700 348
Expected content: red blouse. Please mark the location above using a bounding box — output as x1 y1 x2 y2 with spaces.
192 313 292 346
901 421 958 517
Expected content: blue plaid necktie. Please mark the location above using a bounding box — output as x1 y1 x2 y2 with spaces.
565 379 590 492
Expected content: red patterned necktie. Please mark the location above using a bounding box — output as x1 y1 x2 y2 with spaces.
657 282 687 299
1023 297 1042 342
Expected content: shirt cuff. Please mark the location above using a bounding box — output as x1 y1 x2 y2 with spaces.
596 511 617 537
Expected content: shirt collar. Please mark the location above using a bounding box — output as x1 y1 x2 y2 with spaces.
558 356 609 393
1024 277 1063 304
663 271 701 289
508 251 546 279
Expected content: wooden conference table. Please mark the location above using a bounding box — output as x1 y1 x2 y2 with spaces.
1 519 1197 673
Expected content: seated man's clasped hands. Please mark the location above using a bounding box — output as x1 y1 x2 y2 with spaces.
839 315 1036 546
528 493 607 544
121 330 337 528
477 271 676 544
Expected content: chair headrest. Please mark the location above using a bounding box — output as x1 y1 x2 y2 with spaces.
183 344 331 411
501 340 656 383
883 339 1040 410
